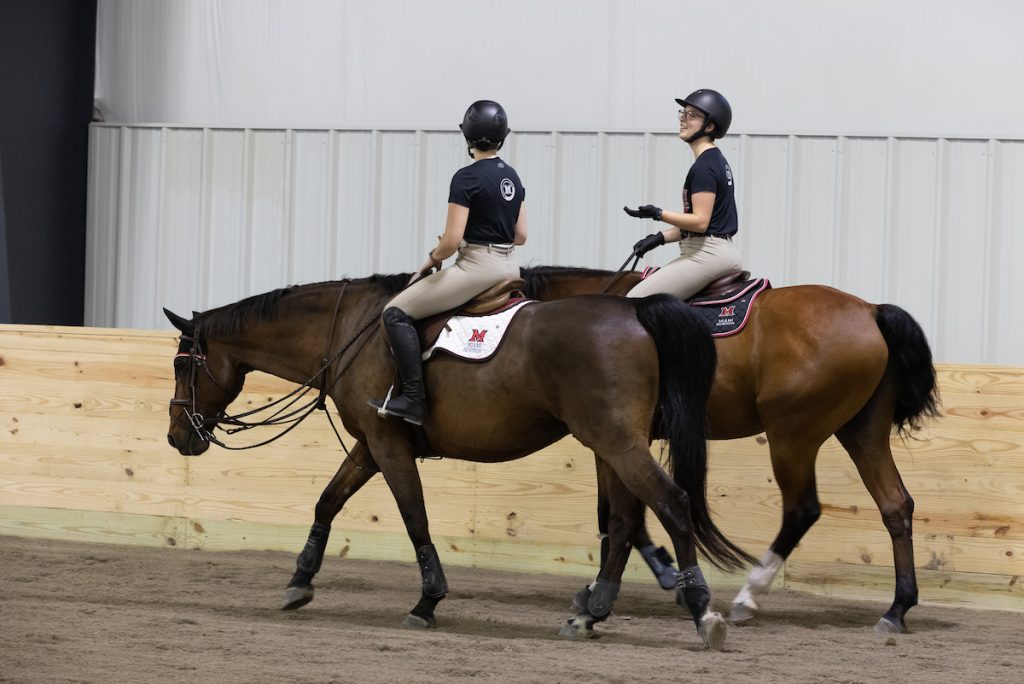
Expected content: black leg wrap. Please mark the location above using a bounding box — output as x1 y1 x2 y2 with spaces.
586 578 620 621
416 544 448 598
640 544 679 590
676 564 711 626
295 522 331 577
571 585 592 613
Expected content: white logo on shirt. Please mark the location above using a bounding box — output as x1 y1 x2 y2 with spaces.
500 178 516 201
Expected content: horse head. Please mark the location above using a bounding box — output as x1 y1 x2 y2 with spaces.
164 307 247 456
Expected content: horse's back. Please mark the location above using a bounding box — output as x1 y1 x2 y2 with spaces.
709 284 888 439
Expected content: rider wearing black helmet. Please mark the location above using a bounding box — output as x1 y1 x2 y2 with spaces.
369 100 528 425
623 89 743 300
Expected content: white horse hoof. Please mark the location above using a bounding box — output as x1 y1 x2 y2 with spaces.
698 611 728 650
874 617 904 634
728 600 757 623
559 616 597 640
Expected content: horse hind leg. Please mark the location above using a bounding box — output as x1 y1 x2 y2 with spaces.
596 444 728 650
563 460 642 640
593 462 678 592
282 442 379 610
836 385 918 633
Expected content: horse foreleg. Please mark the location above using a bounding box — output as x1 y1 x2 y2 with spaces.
282 442 380 610
368 437 448 629
729 437 822 624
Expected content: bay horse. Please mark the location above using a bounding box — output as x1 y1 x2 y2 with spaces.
519 265 940 634
165 275 754 650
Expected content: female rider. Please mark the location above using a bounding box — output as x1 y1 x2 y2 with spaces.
623 89 742 300
369 100 527 425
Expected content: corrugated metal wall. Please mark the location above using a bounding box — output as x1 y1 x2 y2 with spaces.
85 124 1024 364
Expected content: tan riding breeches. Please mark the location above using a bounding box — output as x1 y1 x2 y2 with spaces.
627 235 743 300
386 243 520 320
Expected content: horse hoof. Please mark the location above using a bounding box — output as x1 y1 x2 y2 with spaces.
403 613 436 629
728 600 756 623
874 617 905 634
280 585 314 611
559 616 598 640
698 612 728 650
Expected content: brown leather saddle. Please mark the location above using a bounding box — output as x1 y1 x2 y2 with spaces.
685 270 751 302
417 278 526 349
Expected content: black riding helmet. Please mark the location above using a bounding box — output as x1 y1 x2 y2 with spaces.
460 100 510 156
675 89 732 141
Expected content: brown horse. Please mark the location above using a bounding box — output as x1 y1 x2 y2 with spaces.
519 265 940 634
165 275 754 650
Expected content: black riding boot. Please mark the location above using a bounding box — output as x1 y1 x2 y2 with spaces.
368 307 426 425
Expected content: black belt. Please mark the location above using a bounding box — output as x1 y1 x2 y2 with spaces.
681 232 733 240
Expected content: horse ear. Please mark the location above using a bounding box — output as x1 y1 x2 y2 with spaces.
163 307 194 335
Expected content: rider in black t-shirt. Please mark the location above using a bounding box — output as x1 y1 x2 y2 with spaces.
623 89 744 300
369 100 527 425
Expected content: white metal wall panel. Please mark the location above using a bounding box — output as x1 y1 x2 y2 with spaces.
86 124 1024 365
991 140 1024 363
84 125 121 327
205 129 248 310
248 130 290 295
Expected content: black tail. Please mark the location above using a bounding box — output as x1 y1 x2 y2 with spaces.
875 304 941 437
634 294 755 571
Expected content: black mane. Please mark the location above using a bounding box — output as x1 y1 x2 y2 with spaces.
519 265 613 298
196 274 413 339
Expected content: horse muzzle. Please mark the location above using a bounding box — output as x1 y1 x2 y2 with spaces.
167 428 211 456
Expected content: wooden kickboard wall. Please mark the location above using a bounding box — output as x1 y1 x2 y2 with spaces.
1 324 1021 612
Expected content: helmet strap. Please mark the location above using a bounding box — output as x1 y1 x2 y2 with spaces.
684 120 715 144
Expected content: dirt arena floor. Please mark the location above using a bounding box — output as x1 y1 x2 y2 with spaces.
1 536 1021 684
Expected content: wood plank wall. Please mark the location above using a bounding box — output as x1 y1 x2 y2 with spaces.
1 324 1021 612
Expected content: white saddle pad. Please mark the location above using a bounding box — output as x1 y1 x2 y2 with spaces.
422 300 535 362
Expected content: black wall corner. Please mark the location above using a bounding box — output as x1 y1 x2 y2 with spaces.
0 0 98 325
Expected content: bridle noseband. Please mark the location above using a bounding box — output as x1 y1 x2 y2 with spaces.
169 333 228 446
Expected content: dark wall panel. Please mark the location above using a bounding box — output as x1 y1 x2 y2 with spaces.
0 0 97 324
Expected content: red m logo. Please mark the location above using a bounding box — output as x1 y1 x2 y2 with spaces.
719 306 736 317
469 329 487 343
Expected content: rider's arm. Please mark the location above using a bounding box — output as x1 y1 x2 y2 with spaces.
513 204 528 246
658 191 715 240
430 203 470 263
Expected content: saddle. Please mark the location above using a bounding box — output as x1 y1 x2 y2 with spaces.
686 272 771 337
685 271 751 302
417 278 525 350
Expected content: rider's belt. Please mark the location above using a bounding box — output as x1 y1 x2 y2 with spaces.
680 232 734 240
464 241 515 255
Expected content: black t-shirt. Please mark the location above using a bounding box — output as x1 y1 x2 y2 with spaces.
683 147 738 237
448 157 525 244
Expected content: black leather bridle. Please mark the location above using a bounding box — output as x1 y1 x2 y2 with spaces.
168 281 379 455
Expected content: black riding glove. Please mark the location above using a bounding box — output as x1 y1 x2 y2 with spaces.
632 232 665 257
623 204 664 221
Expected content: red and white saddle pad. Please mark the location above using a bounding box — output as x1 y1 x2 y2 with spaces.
422 299 536 362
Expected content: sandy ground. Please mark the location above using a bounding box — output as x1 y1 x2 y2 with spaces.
1 536 1021 684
